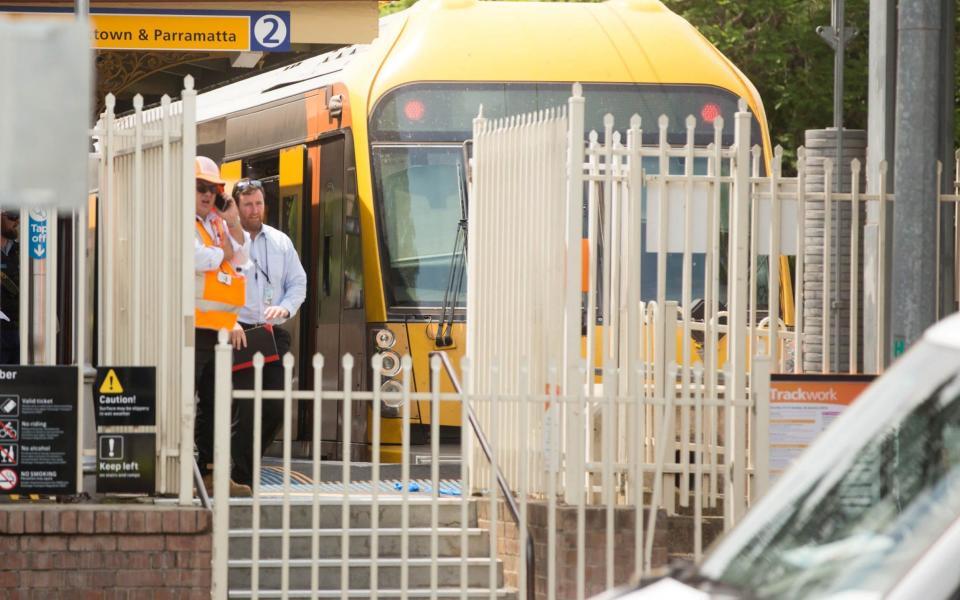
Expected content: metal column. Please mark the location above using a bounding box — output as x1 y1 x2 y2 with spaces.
890 0 942 353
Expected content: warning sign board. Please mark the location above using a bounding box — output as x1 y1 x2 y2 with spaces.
0 366 77 495
769 373 875 482
94 367 155 427
96 433 155 495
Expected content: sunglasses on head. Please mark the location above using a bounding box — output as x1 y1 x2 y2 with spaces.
2 212 18 221
196 182 220 195
233 178 264 198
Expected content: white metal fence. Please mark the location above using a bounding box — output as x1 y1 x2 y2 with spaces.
213 336 750 598
468 86 762 530
212 340 511 599
92 77 197 502
466 85 960 549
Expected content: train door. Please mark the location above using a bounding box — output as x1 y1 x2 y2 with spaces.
315 133 367 459
277 146 308 381
221 145 307 376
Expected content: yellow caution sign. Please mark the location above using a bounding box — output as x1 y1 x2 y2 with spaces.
99 369 124 394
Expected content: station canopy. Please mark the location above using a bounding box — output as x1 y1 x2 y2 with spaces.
0 0 379 113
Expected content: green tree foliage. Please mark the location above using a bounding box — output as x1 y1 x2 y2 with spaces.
379 0 419 16
663 0 869 167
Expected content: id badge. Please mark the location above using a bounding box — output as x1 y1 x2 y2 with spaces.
217 271 232 286
264 285 275 305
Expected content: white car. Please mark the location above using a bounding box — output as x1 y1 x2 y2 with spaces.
595 313 960 600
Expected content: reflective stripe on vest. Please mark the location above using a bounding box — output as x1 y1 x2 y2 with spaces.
195 220 245 331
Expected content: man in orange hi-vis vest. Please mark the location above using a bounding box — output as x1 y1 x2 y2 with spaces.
193 156 251 497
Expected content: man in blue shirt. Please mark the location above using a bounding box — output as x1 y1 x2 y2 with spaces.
229 178 307 487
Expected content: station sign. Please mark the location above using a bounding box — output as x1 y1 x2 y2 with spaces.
0 366 78 495
27 209 46 260
94 366 156 494
768 373 875 481
0 7 291 52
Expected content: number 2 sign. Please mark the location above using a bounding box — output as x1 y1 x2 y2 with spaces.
251 13 290 51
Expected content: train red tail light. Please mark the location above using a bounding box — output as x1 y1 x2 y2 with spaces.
403 99 426 122
700 102 721 123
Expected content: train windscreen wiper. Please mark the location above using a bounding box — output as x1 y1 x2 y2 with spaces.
435 158 468 348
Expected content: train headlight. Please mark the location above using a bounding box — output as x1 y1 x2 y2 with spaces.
374 328 396 349
379 350 402 377
380 379 405 416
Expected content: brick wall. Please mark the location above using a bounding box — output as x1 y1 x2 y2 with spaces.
0 505 212 598
477 500 669 600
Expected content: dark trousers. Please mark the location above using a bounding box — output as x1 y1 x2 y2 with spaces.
230 325 291 486
0 329 19 365
193 328 220 475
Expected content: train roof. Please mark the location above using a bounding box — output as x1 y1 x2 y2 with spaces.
194 46 362 122
192 0 764 126
360 0 761 111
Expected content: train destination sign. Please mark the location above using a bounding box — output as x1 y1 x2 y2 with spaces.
0 366 78 495
0 8 291 52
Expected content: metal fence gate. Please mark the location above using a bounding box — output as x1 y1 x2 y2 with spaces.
93 77 197 502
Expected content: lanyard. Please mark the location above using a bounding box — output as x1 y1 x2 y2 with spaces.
198 215 223 245
252 231 270 285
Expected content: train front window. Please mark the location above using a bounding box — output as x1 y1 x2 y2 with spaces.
370 82 766 311
372 146 464 308
369 82 763 147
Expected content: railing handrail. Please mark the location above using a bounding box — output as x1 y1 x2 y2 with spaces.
429 351 536 600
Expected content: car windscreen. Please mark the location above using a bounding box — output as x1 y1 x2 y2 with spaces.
699 339 960 599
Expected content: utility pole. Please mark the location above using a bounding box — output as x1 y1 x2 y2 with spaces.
890 0 942 355
864 0 896 372
817 0 856 371
936 0 956 319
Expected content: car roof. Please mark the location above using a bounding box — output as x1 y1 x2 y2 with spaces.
924 312 960 350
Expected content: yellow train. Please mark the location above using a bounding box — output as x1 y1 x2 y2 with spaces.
195 0 780 460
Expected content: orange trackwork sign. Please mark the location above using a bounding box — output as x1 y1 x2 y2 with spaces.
768 373 875 480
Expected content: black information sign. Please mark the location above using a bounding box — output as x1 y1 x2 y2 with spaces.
93 367 156 426
96 433 156 494
0 366 77 495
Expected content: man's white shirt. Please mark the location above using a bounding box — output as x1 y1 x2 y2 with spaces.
239 224 307 325
194 213 250 272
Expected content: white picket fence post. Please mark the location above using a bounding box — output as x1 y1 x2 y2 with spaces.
93 76 197 502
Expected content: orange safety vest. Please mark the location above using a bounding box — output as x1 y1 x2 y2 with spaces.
195 219 245 331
